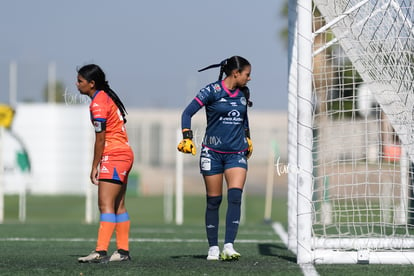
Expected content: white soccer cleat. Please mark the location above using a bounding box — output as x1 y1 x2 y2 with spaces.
109 250 131 262
206 246 220 260
78 250 109 263
221 243 241 261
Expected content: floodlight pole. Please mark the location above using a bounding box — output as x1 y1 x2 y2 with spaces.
9 61 17 107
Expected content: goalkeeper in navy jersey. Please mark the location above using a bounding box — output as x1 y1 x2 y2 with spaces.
177 56 253 261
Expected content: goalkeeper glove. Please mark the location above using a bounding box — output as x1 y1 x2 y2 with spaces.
246 137 253 159
177 129 196 155
245 129 253 159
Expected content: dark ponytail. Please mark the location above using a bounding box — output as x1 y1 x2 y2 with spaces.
103 81 128 123
77 64 128 123
218 59 227 81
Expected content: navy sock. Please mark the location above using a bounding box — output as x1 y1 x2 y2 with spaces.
205 195 222 247
225 188 243 244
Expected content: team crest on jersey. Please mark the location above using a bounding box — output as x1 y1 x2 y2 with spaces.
213 84 221 92
240 97 247 106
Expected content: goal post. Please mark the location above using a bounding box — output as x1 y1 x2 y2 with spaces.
287 0 299 253
295 0 314 265
289 0 414 264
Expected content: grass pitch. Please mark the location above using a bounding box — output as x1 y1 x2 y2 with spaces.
1 195 414 275
0 223 299 276
0 195 298 275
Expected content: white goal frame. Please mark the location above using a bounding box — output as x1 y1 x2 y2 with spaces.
289 0 414 264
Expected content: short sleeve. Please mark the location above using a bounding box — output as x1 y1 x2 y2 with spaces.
90 92 109 122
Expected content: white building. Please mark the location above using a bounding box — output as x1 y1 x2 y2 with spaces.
4 104 288 195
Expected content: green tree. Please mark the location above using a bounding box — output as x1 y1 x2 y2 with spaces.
42 81 66 103
279 0 289 48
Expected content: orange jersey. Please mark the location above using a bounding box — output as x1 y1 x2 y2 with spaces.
90 90 131 154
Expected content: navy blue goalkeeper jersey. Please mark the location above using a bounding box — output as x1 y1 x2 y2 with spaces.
182 80 249 153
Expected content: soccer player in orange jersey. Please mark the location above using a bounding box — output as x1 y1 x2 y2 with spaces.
76 64 134 263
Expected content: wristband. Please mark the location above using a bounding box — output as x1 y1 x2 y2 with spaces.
183 129 193 139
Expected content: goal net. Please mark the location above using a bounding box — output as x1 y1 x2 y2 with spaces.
288 0 414 264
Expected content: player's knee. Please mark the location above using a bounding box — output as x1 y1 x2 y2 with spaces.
228 188 242 205
206 195 222 210
98 200 115 214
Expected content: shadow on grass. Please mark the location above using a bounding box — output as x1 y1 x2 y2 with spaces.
258 243 296 263
170 255 206 259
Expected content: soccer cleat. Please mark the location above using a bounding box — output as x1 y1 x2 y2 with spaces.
78 250 109 263
109 249 131 262
206 246 220 261
220 243 241 261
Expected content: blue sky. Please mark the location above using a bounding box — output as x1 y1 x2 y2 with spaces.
0 0 288 110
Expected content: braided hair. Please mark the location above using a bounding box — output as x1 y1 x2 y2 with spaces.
198 56 252 107
77 64 128 123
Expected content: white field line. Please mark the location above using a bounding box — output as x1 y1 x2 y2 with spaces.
272 222 288 245
131 228 275 235
272 222 319 276
0 237 281 243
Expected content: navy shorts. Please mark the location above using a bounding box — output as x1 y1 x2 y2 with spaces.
199 146 248 176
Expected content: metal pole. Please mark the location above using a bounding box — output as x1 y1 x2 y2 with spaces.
264 142 275 222
175 129 183 225
9 61 17 107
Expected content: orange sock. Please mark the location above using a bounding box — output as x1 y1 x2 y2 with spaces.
95 213 116 252
116 212 130 251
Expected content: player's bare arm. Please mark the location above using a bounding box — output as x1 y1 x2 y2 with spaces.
91 131 105 185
